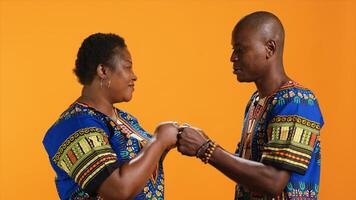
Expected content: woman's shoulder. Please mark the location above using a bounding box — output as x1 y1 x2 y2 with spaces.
55 102 104 123
43 103 110 156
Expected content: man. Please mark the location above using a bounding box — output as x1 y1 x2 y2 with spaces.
177 11 323 200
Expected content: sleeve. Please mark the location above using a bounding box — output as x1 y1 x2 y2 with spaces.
260 89 324 175
47 115 121 195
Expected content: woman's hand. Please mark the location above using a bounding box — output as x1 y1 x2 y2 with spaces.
154 121 179 150
98 121 179 200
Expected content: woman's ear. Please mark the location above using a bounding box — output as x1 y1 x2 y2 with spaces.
96 64 108 79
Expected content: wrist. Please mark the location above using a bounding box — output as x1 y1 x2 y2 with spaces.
153 137 168 152
196 140 211 158
207 145 220 164
196 140 217 164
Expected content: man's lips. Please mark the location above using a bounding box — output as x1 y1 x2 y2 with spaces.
233 65 242 74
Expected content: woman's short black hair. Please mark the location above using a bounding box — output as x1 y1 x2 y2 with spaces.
74 33 127 85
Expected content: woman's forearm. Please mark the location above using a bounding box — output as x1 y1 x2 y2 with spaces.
98 138 167 200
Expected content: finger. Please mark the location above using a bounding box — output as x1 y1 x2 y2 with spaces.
189 127 207 137
178 126 185 132
157 121 178 126
189 126 202 132
178 125 189 130
178 146 186 154
172 121 179 127
177 132 182 140
182 123 191 127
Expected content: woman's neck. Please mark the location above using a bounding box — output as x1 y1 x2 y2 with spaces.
77 86 116 119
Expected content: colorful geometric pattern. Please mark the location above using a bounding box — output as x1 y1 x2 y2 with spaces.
69 188 103 200
52 127 118 191
286 180 319 199
262 115 320 174
234 81 324 200
43 102 165 200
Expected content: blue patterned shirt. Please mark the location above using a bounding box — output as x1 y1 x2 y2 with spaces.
235 81 323 200
43 102 164 200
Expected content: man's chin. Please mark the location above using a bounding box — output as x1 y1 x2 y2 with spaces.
236 75 246 83
236 76 252 83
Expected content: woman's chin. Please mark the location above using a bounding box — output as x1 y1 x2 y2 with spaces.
123 93 133 102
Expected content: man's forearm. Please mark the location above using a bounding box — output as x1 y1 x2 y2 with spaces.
208 146 290 196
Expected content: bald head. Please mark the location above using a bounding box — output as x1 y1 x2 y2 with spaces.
233 11 285 57
230 11 287 83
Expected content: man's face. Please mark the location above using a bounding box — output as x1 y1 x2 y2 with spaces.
230 26 268 83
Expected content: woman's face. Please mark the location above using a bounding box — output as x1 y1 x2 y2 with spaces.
107 47 137 103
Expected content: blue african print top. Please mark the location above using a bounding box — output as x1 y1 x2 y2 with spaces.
235 81 324 200
43 102 164 200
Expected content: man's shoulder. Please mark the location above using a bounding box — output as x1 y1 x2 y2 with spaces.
268 81 324 128
278 81 315 95
271 81 319 106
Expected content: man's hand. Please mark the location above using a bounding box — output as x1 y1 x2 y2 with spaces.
177 125 209 156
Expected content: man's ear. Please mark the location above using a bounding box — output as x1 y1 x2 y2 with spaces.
265 40 276 59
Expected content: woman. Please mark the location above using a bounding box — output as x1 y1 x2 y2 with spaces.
43 33 178 200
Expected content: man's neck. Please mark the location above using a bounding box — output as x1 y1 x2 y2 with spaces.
255 64 290 98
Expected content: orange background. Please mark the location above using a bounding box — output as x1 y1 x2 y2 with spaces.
1 0 355 199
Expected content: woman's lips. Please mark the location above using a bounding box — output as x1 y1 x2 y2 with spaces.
129 84 135 91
